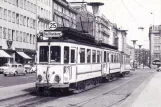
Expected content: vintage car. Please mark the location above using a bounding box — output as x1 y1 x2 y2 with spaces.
3 64 26 76
0 63 12 73
24 64 32 73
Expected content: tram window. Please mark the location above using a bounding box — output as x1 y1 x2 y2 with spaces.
39 46 49 62
64 46 69 63
92 50 96 63
107 53 109 62
104 51 106 62
111 54 113 63
71 49 75 63
80 48 85 63
50 46 61 63
97 51 100 63
87 49 91 63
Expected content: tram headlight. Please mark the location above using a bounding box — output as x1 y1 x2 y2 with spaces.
37 75 42 82
55 75 61 83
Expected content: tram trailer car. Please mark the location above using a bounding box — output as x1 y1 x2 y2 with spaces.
35 27 131 94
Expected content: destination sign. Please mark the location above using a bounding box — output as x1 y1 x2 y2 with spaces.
44 31 63 38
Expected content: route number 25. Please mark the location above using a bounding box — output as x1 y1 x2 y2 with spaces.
49 22 57 30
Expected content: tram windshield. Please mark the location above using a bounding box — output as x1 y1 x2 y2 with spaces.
39 46 61 63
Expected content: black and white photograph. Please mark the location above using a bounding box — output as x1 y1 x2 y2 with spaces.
0 0 160 106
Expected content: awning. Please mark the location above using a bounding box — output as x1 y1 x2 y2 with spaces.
0 50 11 58
17 52 32 59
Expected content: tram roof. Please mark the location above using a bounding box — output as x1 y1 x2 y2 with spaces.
38 27 118 50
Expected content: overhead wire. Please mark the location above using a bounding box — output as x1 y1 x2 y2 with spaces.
120 0 141 27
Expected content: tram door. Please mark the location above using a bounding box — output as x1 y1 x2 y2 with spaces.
69 47 77 82
102 51 107 75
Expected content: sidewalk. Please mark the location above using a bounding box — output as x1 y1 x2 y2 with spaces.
120 71 161 107
0 82 35 100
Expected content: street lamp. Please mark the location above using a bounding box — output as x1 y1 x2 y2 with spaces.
138 45 142 68
131 40 138 70
87 2 104 42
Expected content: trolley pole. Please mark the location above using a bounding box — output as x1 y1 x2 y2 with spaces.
131 40 137 70
138 45 142 69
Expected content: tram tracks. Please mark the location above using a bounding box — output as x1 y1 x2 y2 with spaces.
0 72 154 107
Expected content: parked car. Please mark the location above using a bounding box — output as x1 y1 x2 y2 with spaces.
157 66 161 72
3 64 26 76
30 65 36 73
0 63 12 74
24 64 32 73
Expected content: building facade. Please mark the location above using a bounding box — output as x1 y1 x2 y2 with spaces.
149 25 161 68
0 0 53 66
53 0 77 29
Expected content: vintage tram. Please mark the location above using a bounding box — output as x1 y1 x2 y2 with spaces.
35 27 131 94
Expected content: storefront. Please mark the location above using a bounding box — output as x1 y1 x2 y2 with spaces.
0 50 11 66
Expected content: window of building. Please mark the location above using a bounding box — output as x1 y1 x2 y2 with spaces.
23 32 26 42
8 10 11 22
24 0 26 10
80 48 85 63
0 7 3 19
16 31 19 41
12 30 15 40
92 50 96 63
16 13 19 24
24 16 26 26
8 29 12 40
3 27 7 39
33 35 35 44
20 31 22 42
4 9 7 20
12 12 15 23
27 33 29 43
0 26 2 38
30 34 32 44
27 17 29 27
50 46 61 63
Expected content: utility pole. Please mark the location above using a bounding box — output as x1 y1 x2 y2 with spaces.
131 40 137 70
138 45 142 68
87 2 104 42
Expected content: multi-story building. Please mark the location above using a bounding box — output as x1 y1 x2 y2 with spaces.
135 48 150 67
0 0 37 65
70 2 119 48
149 25 161 68
53 0 77 29
0 0 53 66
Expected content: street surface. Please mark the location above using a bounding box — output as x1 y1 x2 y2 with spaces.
0 73 35 87
0 69 155 107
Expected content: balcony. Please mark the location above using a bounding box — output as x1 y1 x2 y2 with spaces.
38 15 51 24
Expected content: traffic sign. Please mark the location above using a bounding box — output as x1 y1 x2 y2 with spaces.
49 21 57 30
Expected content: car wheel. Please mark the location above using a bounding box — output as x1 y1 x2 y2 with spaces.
14 71 18 76
4 74 7 76
25 70 28 74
